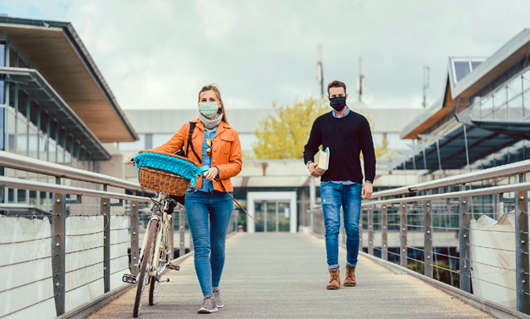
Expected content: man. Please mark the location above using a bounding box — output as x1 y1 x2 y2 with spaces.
304 80 375 290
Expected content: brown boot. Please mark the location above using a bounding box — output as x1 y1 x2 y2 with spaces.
326 268 340 290
344 265 357 287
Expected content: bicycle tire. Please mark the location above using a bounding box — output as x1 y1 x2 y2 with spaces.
149 214 171 305
148 246 163 305
148 268 160 305
133 219 159 318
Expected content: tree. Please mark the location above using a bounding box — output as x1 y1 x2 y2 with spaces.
252 98 393 160
252 98 328 159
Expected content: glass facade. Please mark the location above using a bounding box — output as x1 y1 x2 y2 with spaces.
468 67 530 121
1 39 99 206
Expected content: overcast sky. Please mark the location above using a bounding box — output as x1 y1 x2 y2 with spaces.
0 0 529 110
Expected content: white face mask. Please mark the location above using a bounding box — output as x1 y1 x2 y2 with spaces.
199 102 219 118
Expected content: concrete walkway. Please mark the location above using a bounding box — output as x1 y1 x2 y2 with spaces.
89 233 491 318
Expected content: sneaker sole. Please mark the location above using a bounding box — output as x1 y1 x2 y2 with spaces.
198 308 219 314
217 304 224 308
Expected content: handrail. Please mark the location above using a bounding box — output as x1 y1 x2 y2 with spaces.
364 182 530 206
0 176 150 202
307 178 530 316
372 159 530 198
0 151 142 191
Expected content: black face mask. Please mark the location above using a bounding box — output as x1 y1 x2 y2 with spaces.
329 96 346 111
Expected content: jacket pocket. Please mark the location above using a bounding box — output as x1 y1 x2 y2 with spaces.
220 136 234 154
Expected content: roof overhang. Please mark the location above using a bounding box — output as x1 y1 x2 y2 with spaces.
401 29 530 140
0 17 138 143
395 121 529 170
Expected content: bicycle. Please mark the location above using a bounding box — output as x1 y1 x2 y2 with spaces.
122 151 208 318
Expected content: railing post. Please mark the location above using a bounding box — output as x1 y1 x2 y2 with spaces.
52 177 66 316
102 185 110 293
400 201 407 267
459 192 471 293
179 208 185 255
382 204 388 261
424 200 433 278
130 201 139 275
515 174 529 314
368 206 374 256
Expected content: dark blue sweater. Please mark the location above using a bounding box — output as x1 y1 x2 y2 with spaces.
303 110 376 183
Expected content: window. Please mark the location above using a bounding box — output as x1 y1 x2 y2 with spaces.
454 62 471 82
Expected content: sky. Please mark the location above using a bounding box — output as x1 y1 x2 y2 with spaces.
0 0 529 111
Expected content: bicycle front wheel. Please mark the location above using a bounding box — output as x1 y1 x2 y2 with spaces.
133 219 158 318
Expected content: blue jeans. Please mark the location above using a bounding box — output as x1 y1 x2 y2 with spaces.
320 182 362 269
185 190 233 297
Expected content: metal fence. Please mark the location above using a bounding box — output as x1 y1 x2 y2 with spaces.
308 159 530 317
0 151 195 318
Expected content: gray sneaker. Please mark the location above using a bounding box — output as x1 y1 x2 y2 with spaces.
198 295 218 314
213 288 224 308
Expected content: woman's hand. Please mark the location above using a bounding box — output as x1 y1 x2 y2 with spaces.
126 152 139 165
204 167 219 181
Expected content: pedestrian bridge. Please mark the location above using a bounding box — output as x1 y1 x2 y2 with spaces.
0 152 529 319
89 232 490 319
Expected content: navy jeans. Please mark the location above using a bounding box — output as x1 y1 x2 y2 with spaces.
184 190 233 297
320 181 362 269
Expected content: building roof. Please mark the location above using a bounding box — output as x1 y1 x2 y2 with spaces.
0 16 138 143
401 29 530 139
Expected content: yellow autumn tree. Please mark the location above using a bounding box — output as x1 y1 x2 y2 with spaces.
252 98 392 160
252 98 328 159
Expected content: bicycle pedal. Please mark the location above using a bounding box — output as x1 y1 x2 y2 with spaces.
122 273 137 284
168 264 180 271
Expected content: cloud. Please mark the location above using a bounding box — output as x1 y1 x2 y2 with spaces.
1 0 529 110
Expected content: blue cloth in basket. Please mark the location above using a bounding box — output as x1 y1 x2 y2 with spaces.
133 152 208 187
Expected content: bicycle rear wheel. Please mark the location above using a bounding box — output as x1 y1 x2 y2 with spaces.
133 219 158 318
149 215 171 305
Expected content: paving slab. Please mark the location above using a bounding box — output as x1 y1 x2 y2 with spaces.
89 232 491 319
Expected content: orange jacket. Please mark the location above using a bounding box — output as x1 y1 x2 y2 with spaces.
147 119 242 192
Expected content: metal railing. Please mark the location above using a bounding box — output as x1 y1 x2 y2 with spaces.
308 160 530 317
0 151 194 318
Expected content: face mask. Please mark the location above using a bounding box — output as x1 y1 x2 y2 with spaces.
329 96 346 111
199 101 219 118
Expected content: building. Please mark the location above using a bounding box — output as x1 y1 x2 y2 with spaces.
0 16 137 205
397 29 530 171
120 107 417 158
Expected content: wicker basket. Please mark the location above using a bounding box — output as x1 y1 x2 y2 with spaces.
138 167 190 196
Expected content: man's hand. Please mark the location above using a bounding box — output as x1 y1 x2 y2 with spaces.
307 162 324 177
204 167 218 181
362 182 373 199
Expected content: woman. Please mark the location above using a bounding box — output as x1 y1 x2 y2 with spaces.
128 85 242 314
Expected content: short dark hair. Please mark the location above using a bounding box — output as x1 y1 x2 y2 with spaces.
327 80 346 95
